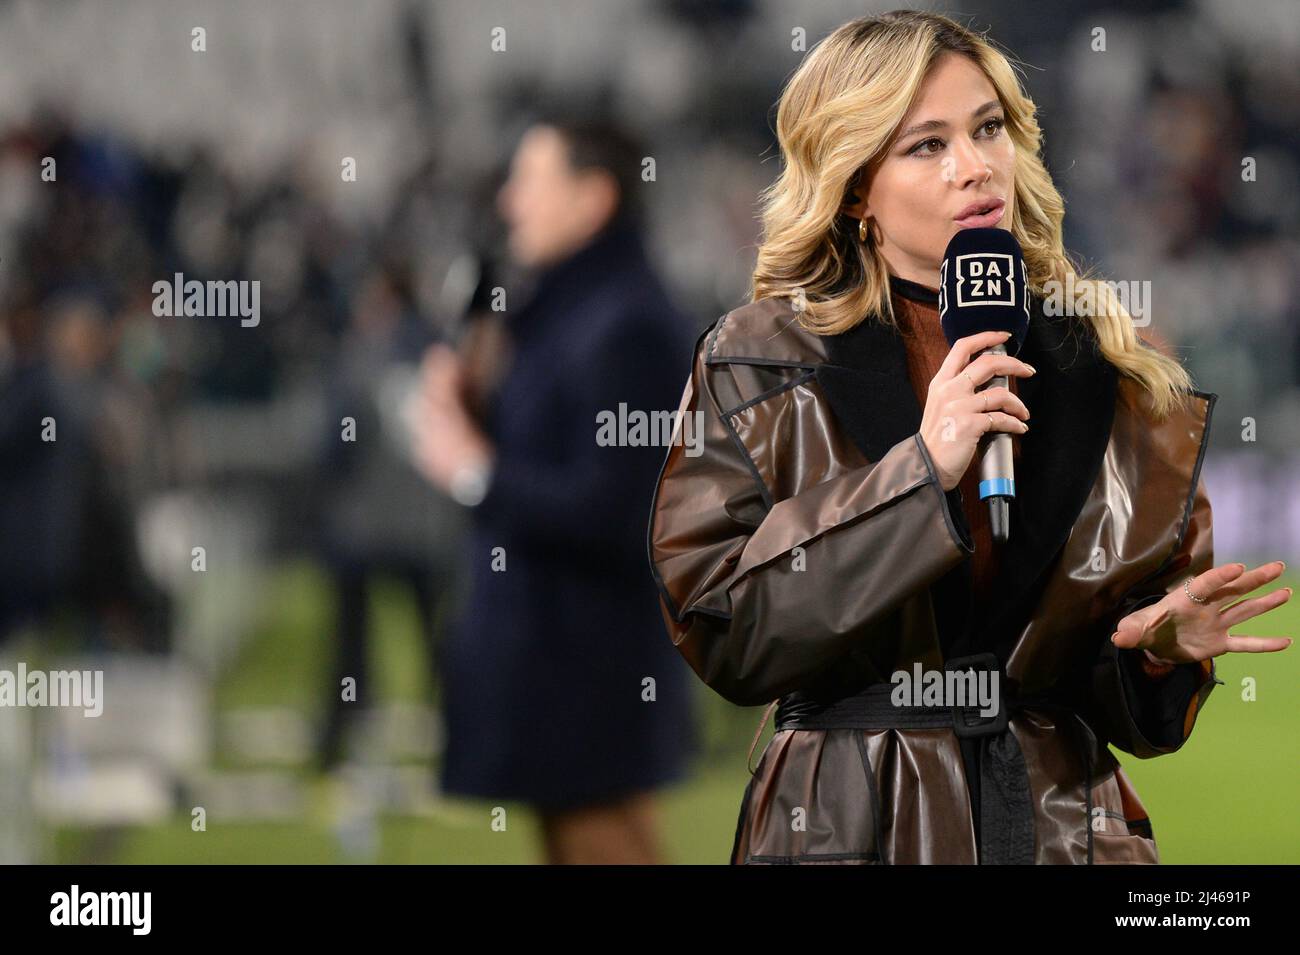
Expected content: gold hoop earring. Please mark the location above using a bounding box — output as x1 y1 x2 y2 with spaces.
859 217 869 243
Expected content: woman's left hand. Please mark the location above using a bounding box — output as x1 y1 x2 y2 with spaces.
1111 561 1294 665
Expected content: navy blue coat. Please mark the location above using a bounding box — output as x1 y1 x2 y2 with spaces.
438 217 699 810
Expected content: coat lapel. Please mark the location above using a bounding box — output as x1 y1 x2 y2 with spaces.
813 284 1118 662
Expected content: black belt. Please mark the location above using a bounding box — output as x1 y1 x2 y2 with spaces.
772 653 1099 865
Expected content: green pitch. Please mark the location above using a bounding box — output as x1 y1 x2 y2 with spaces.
51 561 1297 864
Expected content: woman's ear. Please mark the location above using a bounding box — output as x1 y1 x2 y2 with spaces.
841 168 869 218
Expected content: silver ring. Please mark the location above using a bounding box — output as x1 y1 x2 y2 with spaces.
962 370 975 389
982 392 988 412
986 412 994 430
1183 577 1209 604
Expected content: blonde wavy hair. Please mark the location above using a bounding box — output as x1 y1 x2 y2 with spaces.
751 10 1194 418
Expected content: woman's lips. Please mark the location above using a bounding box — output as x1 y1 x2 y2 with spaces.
954 197 1006 229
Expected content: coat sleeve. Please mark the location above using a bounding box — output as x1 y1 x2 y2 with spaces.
1088 474 1223 758
646 330 974 707
477 314 683 561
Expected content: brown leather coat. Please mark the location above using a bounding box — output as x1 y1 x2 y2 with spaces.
647 279 1221 864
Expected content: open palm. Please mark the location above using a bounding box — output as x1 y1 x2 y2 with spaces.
1112 561 1294 665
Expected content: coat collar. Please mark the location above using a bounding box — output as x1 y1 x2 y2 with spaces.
813 275 1119 659
513 216 646 339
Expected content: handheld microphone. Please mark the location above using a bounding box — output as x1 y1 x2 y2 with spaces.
937 227 1031 544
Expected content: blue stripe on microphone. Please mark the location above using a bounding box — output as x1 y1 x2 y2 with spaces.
979 478 1015 499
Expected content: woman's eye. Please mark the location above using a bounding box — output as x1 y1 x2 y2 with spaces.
909 118 1005 156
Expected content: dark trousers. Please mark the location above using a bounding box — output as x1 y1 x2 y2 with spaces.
317 558 442 771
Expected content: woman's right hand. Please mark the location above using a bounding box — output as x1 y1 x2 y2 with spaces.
919 329 1036 492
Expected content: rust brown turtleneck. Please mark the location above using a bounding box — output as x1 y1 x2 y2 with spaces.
890 285 1022 596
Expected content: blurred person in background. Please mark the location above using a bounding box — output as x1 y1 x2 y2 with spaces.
314 263 465 771
0 290 81 645
0 282 170 652
412 112 697 864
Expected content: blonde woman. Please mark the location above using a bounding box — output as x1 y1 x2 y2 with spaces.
647 10 1291 864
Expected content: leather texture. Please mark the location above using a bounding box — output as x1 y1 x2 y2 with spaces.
647 283 1221 864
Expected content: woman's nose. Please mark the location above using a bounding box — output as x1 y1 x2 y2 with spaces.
951 138 992 188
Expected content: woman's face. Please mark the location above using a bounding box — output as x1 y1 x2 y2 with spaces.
843 52 1016 289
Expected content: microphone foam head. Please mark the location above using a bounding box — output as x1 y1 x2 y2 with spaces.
938 227 1031 352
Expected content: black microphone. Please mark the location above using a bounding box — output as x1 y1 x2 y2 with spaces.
937 227 1031 544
